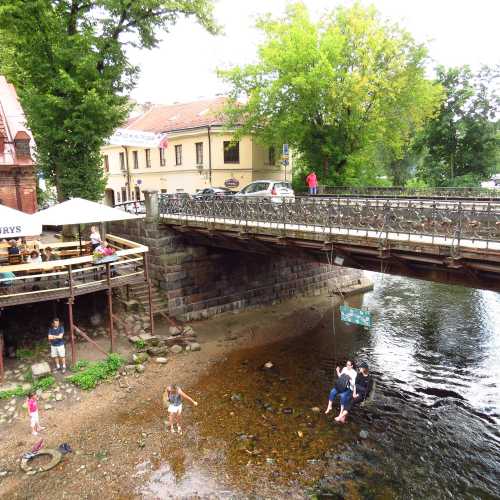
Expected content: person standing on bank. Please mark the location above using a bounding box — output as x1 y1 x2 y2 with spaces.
90 226 102 251
48 318 66 373
306 171 318 195
162 384 198 435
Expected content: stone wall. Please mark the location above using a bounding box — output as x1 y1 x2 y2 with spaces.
109 218 363 321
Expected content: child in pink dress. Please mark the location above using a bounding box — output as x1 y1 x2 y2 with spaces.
27 393 44 436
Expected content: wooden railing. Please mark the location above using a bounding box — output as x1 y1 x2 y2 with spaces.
0 234 149 306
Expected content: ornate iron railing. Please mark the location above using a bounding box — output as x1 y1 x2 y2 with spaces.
319 186 500 201
158 196 500 249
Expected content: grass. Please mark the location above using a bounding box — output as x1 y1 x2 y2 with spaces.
70 360 91 373
0 375 56 400
134 339 146 350
67 354 125 390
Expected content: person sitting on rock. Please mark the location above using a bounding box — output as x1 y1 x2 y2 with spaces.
162 384 198 435
337 361 374 424
325 359 357 421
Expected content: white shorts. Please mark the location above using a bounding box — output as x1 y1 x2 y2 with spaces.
51 345 65 358
168 404 183 414
30 411 39 427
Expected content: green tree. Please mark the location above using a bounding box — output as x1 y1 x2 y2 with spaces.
417 65 499 186
0 0 218 201
219 2 441 186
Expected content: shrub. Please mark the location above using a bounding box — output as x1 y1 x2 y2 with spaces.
16 348 35 360
134 339 146 350
67 354 125 390
0 375 55 399
71 360 91 372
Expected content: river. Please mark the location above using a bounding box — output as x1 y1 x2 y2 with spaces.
142 273 500 499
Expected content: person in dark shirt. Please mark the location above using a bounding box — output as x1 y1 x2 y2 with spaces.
337 361 373 424
7 240 20 255
48 318 66 373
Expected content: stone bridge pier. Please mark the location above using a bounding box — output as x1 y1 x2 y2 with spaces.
109 211 365 322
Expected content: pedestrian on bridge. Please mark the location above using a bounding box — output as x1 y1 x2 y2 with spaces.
306 171 318 195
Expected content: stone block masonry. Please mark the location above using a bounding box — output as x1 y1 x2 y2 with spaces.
109 218 364 321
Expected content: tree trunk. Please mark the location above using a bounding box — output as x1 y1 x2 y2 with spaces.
323 158 329 178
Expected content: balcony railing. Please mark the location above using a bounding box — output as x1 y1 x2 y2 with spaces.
0 234 148 307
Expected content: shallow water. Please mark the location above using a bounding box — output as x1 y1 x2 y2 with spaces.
142 273 500 499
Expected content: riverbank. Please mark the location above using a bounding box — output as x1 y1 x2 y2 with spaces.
0 292 344 499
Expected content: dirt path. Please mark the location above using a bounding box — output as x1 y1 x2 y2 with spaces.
0 295 333 499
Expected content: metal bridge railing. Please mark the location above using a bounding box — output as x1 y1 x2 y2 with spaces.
158 196 500 250
319 186 500 201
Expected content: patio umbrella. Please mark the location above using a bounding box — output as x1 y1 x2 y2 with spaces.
0 204 42 238
31 198 139 252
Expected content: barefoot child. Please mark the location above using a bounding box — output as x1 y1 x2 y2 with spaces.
162 384 198 435
27 392 44 436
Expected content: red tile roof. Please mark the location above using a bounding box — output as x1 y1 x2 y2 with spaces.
125 97 228 134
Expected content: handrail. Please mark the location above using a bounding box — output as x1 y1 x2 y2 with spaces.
158 197 500 250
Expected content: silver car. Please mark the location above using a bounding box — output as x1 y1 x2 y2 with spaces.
235 180 295 202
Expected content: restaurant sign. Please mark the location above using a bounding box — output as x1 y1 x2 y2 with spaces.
224 178 240 188
340 305 372 328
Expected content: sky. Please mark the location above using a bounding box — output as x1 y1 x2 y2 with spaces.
128 0 500 105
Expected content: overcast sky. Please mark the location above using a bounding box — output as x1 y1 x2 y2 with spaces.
128 0 499 104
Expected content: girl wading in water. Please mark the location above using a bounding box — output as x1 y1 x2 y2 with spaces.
163 385 198 435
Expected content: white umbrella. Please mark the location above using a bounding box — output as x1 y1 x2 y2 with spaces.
0 204 42 238
32 198 140 252
31 198 139 226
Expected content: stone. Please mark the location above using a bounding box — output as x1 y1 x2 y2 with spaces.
154 357 168 364
55 394 63 402
128 336 141 344
44 404 53 411
169 326 182 336
147 346 168 357
265 458 276 465
123 364 137 373
170 345 183 354
132 352 149 364
187 342 201 352
183 326 195 336
282 408 293 415
135 364 145 374
0 383 18 393
263 361 273 369
311 407 321 413
138 333 157 345
359 430 369 439
230 393 242 402
89 313 104 326
31 362 51 380
40 392 52 401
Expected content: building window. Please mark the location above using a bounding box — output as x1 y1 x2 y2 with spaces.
135 186 141 201
121 187 127 202
268 146 276 165
103 155 109 173
224 141 239 164
159 147 166 166
14 139 30 157
145 149 151 168
119 152 125 171
133 150 139 169
116 191 121 203
195 142 203 165
175 145 182 166
160 188 167 193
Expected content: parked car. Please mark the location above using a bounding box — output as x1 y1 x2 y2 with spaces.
193 187 236 200
235 180 295 202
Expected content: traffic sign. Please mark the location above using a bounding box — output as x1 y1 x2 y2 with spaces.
282 144 289 156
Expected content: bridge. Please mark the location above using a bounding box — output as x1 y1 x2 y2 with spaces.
157 196 500 292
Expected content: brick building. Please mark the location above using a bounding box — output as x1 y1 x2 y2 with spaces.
0 76 37 213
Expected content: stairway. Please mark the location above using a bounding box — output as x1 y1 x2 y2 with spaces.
127 281 170 320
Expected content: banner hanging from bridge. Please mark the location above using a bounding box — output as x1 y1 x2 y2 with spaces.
340 305 372 328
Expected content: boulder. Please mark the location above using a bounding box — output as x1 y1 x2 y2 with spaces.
168 326 182 336
128 336 142 344
55 393 63 402
183 325 195 336
170 345 183 355
147 346 168 357
154 357 168 364
44 404 53 411
187 342 201 352
138 334 158 346
0 383 18 393
135 364 145 374
40 392 52 401
31 362 51 380
359 430 369 439
132 352 149 365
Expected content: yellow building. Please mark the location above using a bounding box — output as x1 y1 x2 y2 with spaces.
101 97 291 205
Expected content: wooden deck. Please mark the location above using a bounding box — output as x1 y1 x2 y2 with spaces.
0 234 149 308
